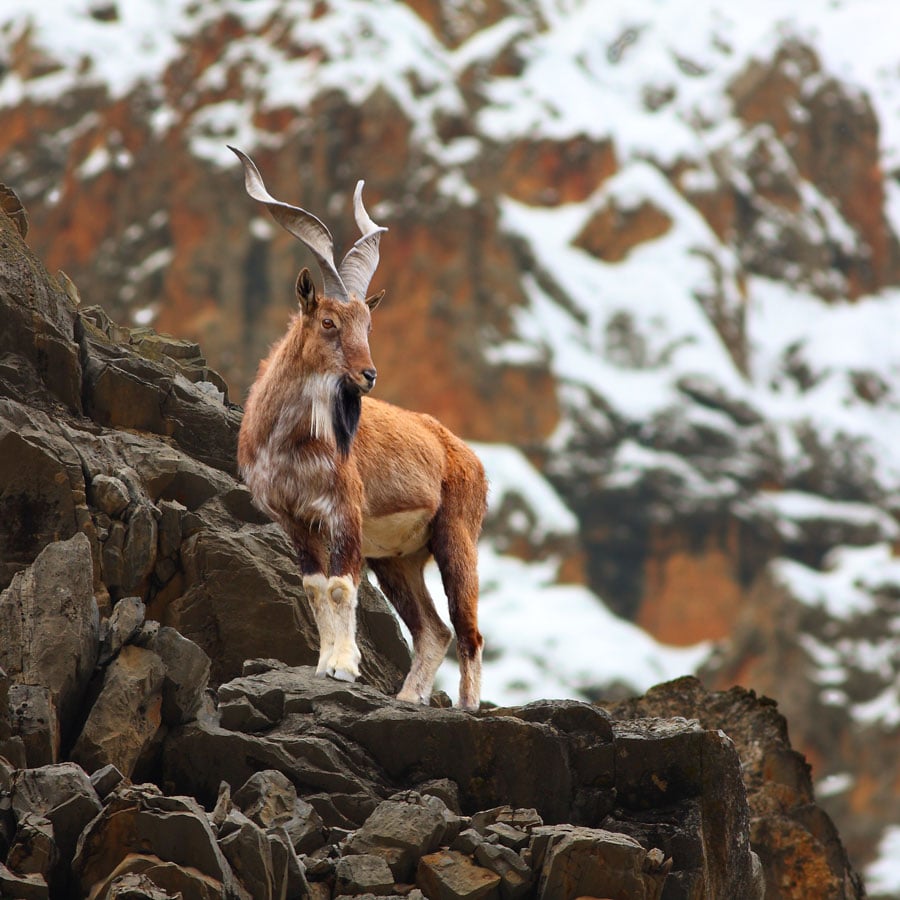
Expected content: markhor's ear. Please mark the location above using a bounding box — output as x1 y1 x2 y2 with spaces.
366 289 385 312
296 268 318 314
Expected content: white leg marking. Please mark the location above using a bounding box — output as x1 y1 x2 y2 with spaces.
303 574 334 677
325 575 361 682
397 616 452 706
458 642 482 711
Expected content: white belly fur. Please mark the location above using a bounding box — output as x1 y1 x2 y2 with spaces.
362 509 432 558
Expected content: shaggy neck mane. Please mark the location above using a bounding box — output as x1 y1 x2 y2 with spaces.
264 367 361 458
332 379 362 457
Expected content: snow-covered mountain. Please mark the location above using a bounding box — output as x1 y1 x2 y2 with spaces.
3 0 900 890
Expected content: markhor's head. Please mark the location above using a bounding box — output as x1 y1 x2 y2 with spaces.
229 145 386 396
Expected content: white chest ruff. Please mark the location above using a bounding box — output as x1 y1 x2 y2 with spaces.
362 509 432 558
246 442 338 529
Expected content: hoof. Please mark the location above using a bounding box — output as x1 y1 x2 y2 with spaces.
329 666 358 683
396 688 427 705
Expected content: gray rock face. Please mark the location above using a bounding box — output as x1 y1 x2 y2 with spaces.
0 533 99 738
417 849 501 900
531 826 667 900
70 646 166 777
146 626 211 726
8 685 58 767
347 797 449 881
335 853 395 895
73 783 244 899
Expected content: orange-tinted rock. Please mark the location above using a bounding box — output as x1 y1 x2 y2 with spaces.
729 39 900 298
495 137 617 206
574 198 672 262
406 0 516 48
636 523 745 645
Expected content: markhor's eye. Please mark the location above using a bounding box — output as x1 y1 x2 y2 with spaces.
322 318 335 330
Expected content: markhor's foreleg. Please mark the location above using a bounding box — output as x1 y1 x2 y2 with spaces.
323 512 364 682
290 526 336 677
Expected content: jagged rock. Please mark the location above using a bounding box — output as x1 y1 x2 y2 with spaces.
472 843 532 899
530 826 667 900
218 810 276 900
104 871 181 899
450 829 487 856
146 625 210 725
334 853 396 896
266 826 310 900
469 808 543 836
11 763 103 870
90 764 126 800
340 704 576 823
219 695 273 733
0 532 99 737
0 861 50 900
417 849 501 900
156 499 184 560
232 769 325 854
162 531 410 691
610 677 858 899
99 596 147 664
416 779 461 815
90 855 230 900
6 814 57 879
8 684 59 766
483 824 528 852
90 475 131 518
71 645 166 777
346 796 449 881
73 784 244 899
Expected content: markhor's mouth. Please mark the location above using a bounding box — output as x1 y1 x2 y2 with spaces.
344 375 373 396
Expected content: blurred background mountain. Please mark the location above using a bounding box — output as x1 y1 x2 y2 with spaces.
2 0 900 892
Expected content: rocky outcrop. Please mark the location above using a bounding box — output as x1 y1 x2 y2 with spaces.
0 182 866 896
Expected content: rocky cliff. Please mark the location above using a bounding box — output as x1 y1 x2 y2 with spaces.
3 0 900 891
0 186 865 897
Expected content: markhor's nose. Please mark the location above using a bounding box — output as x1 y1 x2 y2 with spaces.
362 368 377 387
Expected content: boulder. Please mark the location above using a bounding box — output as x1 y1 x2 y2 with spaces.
90 855 229 900
266 826 310 900
71 645 166 777
334 853 396 896
10 763 102 864
8 685 59 767
0 861 50 900
73 784 244 899
0 533 99 737
346 796 449 881
90 764 126 800
99 596 147 664
417 849 501 900
218 810 276 900
90 475 131 518
472 843 532 900
530 826 667 900
146 625 211 725
232 769 325 854
103 871 181 899
6 814 57 879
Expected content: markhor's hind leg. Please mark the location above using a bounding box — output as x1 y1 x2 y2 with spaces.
432 518 483 711
369 548 452 705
